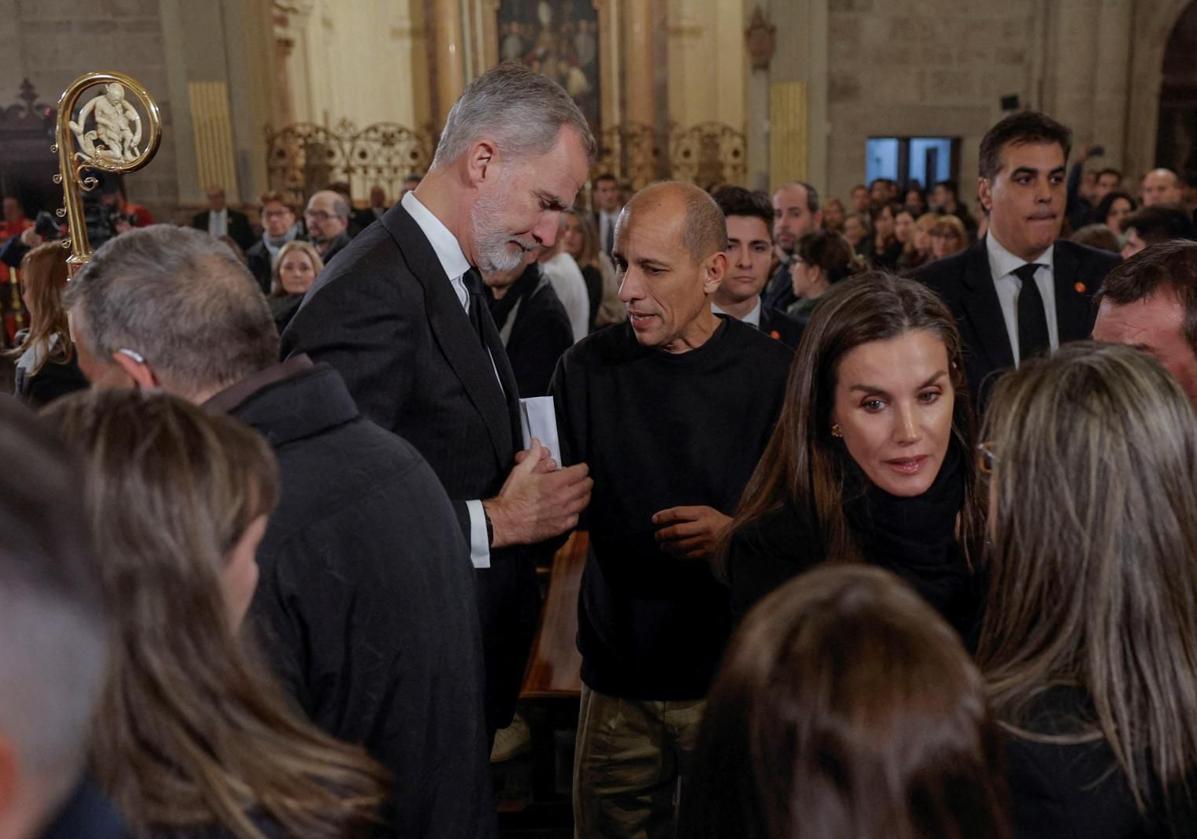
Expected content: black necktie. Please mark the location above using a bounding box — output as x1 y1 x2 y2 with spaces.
1014 263 1049 364
462 268 487 345
604 217 614 255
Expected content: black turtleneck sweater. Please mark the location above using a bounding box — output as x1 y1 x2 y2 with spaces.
725 444 978 636
551 317 793 699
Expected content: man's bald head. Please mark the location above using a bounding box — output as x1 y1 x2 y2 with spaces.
618 181 728 265
1142 168 1183 207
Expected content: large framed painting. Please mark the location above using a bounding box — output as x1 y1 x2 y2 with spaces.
498 1 600 132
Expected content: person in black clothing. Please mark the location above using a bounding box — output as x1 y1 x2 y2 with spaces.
191 186 255 252
552 182 793 838
63 227 495 838
483 256 573 397
710 185 804 349
978 342 1197 839
7 242 87 407
762 181 822 313
245 192 299 295
915 111 1120 410
784 229 861 329
0 399 115 839
679 566 1009 839
723 272 985 638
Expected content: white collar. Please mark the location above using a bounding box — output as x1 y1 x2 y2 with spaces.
402 191 471 281
712 298 761 327
985 232 1054 279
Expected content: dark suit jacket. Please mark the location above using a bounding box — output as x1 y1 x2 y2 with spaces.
913 238 1120 408
279 203 539 734
759 305 804 350
762 262 796 313
191 208 255 252
245 239 273 294
495 270 574 398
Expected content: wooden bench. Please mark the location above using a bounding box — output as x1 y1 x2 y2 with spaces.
520 531 588 699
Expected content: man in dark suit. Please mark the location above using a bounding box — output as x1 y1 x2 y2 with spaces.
762 180 821 313
303 190 352 265
281 63 595 740
191 186 254 252
914 111 1120 408
710 185 804 349
592 172 621 258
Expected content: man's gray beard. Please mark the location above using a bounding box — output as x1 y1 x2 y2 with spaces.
471 188 526 273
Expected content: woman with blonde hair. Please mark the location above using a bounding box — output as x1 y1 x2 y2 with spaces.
929 214 968 261
561 207 622 328
44 388 387 839
979 342 1197 838
7 241 87 406
270 239 324 335
679 565 1009 839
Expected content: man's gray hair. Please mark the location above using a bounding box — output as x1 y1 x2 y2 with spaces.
431 62 597 169
64 226 279 394
0 399 107 817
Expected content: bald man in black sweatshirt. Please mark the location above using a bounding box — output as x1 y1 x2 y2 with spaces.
551 182 791 838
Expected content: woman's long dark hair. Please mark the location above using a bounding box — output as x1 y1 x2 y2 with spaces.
721 272 984 569
679 565 1009 839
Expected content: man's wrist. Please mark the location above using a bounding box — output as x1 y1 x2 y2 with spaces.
482 498 511 549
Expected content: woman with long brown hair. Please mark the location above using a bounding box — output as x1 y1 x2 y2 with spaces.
724 272 985 637
7 241 87 406
679 565 1009 839
978 342 1197 838
44 389 387 839
561 207 622 329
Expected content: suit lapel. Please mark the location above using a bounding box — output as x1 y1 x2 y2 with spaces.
1051 242 1096 341
383 205 516 465
958 239 1015 372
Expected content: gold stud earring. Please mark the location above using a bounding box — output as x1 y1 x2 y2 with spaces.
831 424 843 438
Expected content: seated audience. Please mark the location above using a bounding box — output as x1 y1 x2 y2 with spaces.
850 184 870 214
1141 167 1184 207
561 207 621 329
930 179 978 238
679 566 1009 839
64 226 495 838
246 192 299 294
821 196 846 232
1069 223 1121 253
7 243 87 407
44 388 387 838
192 186 254 252
710 185 804 348
0 399 121 839
929 213 968 260
303 190 352 263
865 203 901 269
785 230 860 328
841 212 868 252
891 206 919 270
1119 203 1193 259
764 181 822 313
552 182 792 838
904 183 928 217
483 254 573 397
1093 239 1197 407
269 240 323 335
1095 190 1136 236
978 342 1197 838
725 273 984 637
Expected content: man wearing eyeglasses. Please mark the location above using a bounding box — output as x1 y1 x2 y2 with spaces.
303 190 351 264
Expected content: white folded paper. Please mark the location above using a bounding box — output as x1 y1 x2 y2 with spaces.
519 396 563 466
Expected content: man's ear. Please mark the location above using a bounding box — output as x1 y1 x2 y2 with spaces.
464 139 498 187
977 176 993 214
703 251 728 295
110 350 158 390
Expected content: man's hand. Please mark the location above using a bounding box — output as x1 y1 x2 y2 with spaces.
652 506 732 560
485 441 591 547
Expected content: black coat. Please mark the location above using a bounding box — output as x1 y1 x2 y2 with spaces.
245 239 273 295
191 208 255 252
759 305 804 350
14 354 88 408
1004 688 1197 839
39 777 126 839
489 265 574 398
280 202 540 736
224 361 494 839
913 238 1119 409
761 262 795 312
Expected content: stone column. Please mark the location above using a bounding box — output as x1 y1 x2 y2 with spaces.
434 0 466 125
624 0 655 126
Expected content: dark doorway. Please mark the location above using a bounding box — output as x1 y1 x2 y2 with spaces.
1156 1 1197 176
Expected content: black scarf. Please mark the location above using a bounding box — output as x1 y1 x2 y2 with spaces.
486 262 541 332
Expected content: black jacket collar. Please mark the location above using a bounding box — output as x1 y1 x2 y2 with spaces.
209 362 359 447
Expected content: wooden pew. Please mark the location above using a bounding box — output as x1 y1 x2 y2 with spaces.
520 531 588 699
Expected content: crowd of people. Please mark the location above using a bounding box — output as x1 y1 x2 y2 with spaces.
6 60 1197 839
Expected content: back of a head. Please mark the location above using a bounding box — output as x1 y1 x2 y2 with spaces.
711 185 773 232
681 565 1008 839
0 397 106 833
979 341 1197 810
431 61 597 169
1122 203 1193 245
64 226 278 397
1069 223 1120 253
796 230 858 282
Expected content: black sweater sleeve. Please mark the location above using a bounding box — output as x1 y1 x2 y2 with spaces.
726 505 821 621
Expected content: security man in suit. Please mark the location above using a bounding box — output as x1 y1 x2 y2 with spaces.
914 111 1120 408
281 63 595 741
191 186 254 252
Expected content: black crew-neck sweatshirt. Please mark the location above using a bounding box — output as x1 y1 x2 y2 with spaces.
550 316 792 699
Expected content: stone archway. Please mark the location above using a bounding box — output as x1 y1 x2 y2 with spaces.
1156 2 1197 176
1126 0 1194 181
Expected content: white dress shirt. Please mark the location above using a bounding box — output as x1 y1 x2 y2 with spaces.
711 298 761 327
208 208 228 238
986 234 1059 368
401 190 495 570
598 210 619 254
540 251 589 342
